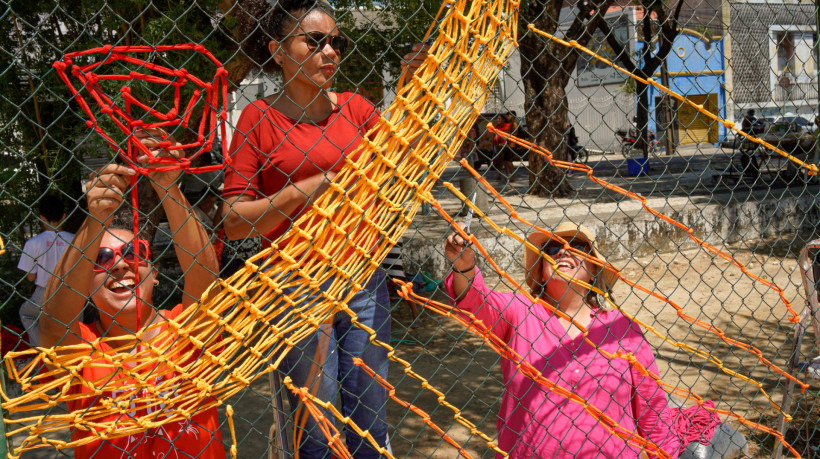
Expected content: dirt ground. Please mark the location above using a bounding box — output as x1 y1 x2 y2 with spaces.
212 241 817 459
9 243 818 458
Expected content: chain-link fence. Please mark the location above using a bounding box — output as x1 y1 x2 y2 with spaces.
0 0 818 457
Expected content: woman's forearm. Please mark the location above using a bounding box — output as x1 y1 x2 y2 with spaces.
451 268 476 301
39 218 105 348
155 184 218 304
223 174 331 241
222 192 298 241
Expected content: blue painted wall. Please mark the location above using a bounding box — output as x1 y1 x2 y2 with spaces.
637 32 726 142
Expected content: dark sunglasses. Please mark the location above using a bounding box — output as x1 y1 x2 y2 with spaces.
542 239 592 258
93 240 151 272
291 32 348 55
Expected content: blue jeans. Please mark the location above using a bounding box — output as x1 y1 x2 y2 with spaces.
276 271 390 459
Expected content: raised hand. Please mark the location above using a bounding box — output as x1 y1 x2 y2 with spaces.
85 164 136 226
445 223 475 272
133 127 184 190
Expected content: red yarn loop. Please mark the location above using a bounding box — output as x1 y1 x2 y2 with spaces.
669 400 722 452
54 43 230 176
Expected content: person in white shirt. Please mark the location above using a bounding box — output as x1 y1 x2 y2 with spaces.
17 194 74 347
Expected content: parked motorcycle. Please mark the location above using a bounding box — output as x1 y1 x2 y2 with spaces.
566 144 589 164
565 126 589 164
616 128 659 156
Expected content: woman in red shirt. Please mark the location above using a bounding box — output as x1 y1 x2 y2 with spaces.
39 130 224 458
222 1 427 457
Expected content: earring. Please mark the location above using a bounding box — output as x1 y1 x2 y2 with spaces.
153 279 159 286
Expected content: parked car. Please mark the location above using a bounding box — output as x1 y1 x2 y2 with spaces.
740 117 815 183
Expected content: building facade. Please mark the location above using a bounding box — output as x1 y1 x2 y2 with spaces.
641 30 727 145
725 0 818 122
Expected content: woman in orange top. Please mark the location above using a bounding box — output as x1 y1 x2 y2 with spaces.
39 128 225 459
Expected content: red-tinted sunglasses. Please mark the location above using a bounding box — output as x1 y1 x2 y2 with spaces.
93 240 151 272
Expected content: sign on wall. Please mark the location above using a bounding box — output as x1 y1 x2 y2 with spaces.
576 15 632 87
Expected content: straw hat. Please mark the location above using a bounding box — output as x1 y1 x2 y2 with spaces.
523 222 619 294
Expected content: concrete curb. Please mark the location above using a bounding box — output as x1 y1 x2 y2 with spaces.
402 189 820 280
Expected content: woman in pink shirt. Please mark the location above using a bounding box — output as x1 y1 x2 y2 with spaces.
444 222 681 458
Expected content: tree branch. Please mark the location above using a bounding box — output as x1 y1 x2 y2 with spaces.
643 0 684 72
641 7 653 66
597 19 637 73
565 1 593 39
577 0 618 51
561 0 618 72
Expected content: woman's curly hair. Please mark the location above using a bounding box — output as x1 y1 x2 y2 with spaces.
234 0 336 76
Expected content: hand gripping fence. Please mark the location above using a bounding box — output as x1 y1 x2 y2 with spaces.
0 0 519 456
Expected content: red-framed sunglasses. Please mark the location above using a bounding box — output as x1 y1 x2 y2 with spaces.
93 240 151 272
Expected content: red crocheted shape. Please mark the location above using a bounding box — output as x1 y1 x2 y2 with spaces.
53 44 229 175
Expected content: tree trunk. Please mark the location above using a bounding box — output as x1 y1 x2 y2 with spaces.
519 6 573 197
660 60 676 155
521 75 572 197
518 0 616 197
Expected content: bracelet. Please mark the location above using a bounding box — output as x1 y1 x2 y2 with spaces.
452 265 475 274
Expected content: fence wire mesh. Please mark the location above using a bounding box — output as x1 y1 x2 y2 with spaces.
0 0 818 458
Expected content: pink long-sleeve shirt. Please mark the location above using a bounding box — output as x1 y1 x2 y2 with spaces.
445 268 681 458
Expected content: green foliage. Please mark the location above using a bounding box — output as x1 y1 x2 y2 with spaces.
617 77 637 95
333 0 440 102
